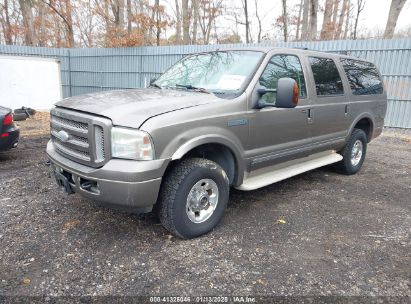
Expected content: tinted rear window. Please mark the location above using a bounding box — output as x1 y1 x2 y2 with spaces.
341 59 383 95
309 57 344 96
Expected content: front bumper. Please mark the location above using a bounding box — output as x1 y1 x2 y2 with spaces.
47 140 170 212
0 126 19 151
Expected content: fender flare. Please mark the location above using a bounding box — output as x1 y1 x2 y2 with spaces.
170 135 245 186
348 113 375 141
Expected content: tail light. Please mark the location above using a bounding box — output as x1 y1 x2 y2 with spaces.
3 113 13 126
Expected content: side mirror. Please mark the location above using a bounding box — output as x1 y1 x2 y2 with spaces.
276 78 299 108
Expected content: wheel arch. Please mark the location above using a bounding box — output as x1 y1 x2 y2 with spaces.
169 136 244 186
349 114 375 142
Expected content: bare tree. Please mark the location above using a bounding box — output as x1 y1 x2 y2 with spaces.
111 0 125 37
19 0 35 45
181 0 192 44
384 0 407 38
281 0 288 42
254 0 261 43
352 0 365 40
343 0 352 39
126 0 132 34
0 0 14 44
320 0 334 40
335 0 349 39
41 0 75 47
174 0 182 43
242 0 250 43
309 0 318 40
331 0 340 30
295 0 303 40
301 0 309 40
191 0 199 43
198 0 222 44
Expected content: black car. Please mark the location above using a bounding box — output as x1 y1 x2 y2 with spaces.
0 106 20 151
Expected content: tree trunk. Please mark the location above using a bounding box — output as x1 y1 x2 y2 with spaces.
255 0 262 43
309 0 318 40
383 0 407 38
37 1 47 46
65 0 75 47
175 0 182 43
191 0 199 44
353 0 365 40
281 0 288 42
343 0 351 39
243 0 250 43
3 0 13 44
331 0 340 31
301 0 310 41
320 0 334 39
19 0 35 45
335 0 349 39
127 0 132 35
182 0 191 44
155 0 161 45
296 0 303 40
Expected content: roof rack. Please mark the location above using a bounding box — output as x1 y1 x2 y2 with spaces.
292 47 349 55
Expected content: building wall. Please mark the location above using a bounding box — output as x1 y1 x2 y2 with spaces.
1 38 410 128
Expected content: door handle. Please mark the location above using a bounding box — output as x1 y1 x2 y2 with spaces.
344 105 349 117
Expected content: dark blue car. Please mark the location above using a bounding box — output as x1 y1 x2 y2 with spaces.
0 106 20 151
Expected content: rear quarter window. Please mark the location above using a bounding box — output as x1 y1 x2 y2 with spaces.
309 57 344 96
340 58 383 95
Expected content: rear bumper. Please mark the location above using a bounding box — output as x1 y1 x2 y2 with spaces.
0 127 19 151
47 140 169 212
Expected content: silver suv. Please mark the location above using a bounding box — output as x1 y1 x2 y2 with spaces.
47 48 387 238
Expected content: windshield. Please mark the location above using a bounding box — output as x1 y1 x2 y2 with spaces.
154 51 264 94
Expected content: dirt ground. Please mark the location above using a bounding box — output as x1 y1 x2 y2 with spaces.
0 113 410 299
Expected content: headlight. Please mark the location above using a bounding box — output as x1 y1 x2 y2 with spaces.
111 127 154 160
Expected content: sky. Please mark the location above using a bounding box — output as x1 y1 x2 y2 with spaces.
217 0 411 41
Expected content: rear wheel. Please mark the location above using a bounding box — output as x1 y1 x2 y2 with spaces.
156 158 229 239
335 128 367 175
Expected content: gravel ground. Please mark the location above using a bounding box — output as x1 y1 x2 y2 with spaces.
0 115 410 298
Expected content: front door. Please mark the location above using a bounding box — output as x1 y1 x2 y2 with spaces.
248 53 312 170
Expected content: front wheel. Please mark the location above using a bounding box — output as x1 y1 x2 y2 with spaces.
156 158 229 239
335 128 367 175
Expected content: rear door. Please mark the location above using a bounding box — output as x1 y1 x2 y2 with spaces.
304 56 350 152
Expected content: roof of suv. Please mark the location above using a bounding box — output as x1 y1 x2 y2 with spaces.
210 46 368 63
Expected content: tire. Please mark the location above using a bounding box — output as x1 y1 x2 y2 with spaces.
12 112 28 121
14 107 36 116
157 158 230 239
335 128 367 175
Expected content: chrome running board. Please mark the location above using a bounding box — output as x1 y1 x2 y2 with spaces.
236 151 343 191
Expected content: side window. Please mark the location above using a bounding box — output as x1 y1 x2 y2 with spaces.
259 54 307 104
309 57 344 96
341 59 383 95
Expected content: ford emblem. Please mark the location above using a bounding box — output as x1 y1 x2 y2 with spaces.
57 130 70 142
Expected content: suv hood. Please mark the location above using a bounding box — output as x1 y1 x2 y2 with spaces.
56 88 220 128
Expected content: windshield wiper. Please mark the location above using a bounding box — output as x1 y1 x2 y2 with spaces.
175 84 210 94
149 83 162 89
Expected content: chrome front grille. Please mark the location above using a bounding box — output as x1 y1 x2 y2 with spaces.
51 115 88 132
50 108 111 167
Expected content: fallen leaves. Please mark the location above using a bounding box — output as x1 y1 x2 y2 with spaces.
62 220 81 233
